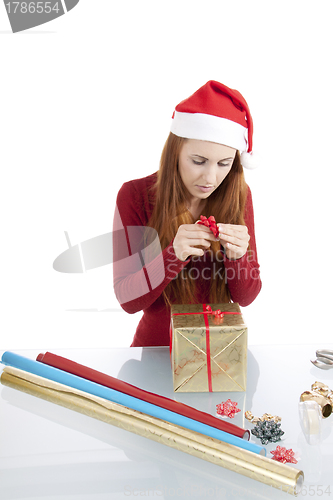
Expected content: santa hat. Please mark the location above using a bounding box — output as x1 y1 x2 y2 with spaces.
170 80 257 169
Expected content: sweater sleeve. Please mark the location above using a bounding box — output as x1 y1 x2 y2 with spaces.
113 180 190 314
223 186 262 306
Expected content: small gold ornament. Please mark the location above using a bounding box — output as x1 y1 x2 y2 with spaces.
311 381 330 397
244 410 281 424
245 410 253 421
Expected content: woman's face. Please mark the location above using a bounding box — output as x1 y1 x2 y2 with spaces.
178 139 237 202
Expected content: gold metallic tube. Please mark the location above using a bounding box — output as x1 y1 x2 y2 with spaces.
300 391 332 418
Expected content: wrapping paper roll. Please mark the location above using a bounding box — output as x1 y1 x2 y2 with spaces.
1 367 304 495
36 351 249 440
1 351 263 455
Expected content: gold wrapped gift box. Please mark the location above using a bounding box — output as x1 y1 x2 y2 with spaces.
171 303 247 393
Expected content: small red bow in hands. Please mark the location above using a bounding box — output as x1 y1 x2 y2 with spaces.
197 215 219 238
216 399 241 419
270 446 298 464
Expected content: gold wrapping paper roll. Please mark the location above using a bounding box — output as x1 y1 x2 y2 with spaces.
1 367 304 495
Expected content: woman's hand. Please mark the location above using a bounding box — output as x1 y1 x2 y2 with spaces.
217 223 250 260
173 223 217 261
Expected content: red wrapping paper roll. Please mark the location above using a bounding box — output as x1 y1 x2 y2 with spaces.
37 352 250 440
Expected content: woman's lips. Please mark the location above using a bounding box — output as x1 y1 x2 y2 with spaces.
196 185 214 193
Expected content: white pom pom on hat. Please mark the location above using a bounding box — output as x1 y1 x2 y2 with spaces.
240 151 258 170
170 80 258 169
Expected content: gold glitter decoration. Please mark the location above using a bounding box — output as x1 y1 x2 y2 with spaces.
245 410 253 421
311 381 330 397
245 410 281 424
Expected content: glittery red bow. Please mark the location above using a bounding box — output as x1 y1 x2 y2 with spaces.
204 304 224 320
197 215 219 238
270 446 298 464
216 399 241 419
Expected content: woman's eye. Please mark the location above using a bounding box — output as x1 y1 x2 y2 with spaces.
193 159 205 165
218 162 230 167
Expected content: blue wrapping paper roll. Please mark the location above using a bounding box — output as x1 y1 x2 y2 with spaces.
1 351 265 456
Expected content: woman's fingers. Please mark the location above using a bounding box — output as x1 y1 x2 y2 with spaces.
183 224 218 241
179 224 218 246
218 224 249 243
174 222 250 261
218 223 249 236
217 223 250 260
173 224 217 261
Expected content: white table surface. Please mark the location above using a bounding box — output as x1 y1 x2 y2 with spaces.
1 344 333 500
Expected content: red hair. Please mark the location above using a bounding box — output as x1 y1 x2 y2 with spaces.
148 132 247 305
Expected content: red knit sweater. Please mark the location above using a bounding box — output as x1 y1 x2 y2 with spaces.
113 173 261 347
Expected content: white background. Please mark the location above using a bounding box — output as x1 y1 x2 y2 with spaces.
1 0 332 350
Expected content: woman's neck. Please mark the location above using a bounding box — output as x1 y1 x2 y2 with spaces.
188 198 206 221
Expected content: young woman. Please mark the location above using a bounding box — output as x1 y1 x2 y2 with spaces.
113 81 261 347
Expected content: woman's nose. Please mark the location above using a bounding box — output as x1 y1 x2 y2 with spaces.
202 164 216 184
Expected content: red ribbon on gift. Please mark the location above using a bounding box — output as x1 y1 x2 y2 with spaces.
197 215 219 238
170 304 241 392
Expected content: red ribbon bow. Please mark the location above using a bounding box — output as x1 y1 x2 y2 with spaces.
216 399 241 419
270 446 298 464
170 304 241 392
204 304 224 320
197 215 219 238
